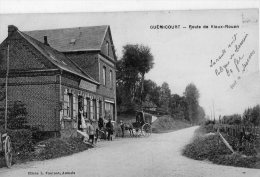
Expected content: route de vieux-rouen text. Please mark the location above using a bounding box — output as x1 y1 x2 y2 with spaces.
150 24 239 30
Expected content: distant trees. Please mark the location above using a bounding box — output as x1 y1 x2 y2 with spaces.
183 83 200 123
116 44 206 123
221 105 260 126
143 79 160 106
242 105 260 126
169 94 188 120
197 106 206 123
222 114 242 125
159 82 171 113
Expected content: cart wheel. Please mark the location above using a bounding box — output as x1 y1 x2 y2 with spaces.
4 136 12 168
142 123 151 136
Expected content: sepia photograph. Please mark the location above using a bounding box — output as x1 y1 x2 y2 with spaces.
0 3 259 177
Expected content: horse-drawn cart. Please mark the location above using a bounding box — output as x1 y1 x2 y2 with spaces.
0 131 12 168
125 111 153 137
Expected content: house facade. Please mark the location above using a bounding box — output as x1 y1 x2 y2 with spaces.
0 25 117 137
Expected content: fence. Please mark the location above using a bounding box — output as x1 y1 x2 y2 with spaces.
214 124 259 138
213 123 260 153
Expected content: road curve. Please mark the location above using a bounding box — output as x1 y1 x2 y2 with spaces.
0 126 259 177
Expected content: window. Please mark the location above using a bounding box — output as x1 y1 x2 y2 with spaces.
106 41 109 56
99 101 103 117
90 99 97 120
78 96 83 110
87 98 90 119
68 94 73 118
95 100 100 119
93 99 97 120
105 102 110 118
63 94 69 117
64 93 73 118
104 102 114 120
109 70 113 88
90 99 93 119
83 97 87 117
103 66 106 86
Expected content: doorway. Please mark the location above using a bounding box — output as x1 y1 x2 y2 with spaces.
78 96 83 130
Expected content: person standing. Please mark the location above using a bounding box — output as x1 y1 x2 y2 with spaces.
106 118 113 141
86 119 95 144
120 120 125 137
78 108 83 131
98 116 104 130
96 116 104 140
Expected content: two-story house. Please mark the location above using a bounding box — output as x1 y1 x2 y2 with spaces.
0 25 117 137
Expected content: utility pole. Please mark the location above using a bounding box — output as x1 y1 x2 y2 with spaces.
5 44 9 130
210 107 212 120
212 100 215 122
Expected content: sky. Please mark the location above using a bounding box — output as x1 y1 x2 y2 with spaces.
0 9 259 118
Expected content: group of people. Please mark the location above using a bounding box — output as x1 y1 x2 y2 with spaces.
97 116 114 141
78 109 114 144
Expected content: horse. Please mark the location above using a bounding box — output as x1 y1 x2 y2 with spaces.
124 123 134 136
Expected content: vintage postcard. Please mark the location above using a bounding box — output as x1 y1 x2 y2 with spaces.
0 9 259 177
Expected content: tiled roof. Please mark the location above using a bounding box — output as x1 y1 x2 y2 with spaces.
18 30 99 85
23 26 108 52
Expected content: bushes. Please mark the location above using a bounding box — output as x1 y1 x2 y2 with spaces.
35 137 91 160
5 129 34 163
183 126 259 168
7 129 33 153
183 134 231 161
0 101 29 130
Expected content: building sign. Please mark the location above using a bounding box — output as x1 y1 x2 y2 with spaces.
79 80 97 92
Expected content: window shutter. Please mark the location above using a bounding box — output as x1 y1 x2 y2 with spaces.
73 94 78 119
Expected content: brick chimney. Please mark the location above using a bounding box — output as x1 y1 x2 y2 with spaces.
8 25 18 36
44 36 49 46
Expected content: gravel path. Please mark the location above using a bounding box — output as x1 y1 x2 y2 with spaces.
0 126 259 177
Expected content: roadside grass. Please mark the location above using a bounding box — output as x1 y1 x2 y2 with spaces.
151 115 192 133
182 124 260 168
0 137 92 168
33 137 92 161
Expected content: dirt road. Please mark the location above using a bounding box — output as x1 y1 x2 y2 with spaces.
0 126 259 177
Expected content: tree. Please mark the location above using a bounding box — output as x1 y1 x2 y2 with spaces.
243 105 260 126
122 44 154 104
184 83 200 122
116 44 154 112
223 114 242 125
169 94 188 120
143 79 160 106
197 106 206 123
159 82 171 113
116 59 140 105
